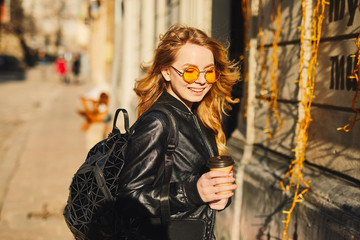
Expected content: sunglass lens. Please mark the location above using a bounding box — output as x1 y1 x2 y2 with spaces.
205 67 220 83
183 66 199 83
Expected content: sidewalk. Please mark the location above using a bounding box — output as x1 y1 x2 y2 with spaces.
0 67 98 239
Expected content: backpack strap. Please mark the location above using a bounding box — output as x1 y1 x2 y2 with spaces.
113 106 178 225
151 106 178 225
112 109 130 134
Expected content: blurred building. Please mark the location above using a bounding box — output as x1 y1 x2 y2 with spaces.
227 1 360 240
0 0 23 59
0 0 89 67
21 0 89 56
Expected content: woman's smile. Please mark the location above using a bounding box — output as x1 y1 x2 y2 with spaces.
189 86 206 93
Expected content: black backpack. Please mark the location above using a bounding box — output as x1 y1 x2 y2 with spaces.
63 107 178 240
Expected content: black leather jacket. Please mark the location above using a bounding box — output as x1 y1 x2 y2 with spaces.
118 92 220 240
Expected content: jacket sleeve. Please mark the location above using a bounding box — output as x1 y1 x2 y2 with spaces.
117 112 204 218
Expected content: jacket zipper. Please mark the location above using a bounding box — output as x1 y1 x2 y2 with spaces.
191 114 214 157
191 114 217 239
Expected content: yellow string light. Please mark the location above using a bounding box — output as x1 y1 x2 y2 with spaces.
280 1 327 239
258 0 267 101
265 0 284 141
241 0 250 121
337 3 360 132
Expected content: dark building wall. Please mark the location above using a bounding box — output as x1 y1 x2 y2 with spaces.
215 0 360 239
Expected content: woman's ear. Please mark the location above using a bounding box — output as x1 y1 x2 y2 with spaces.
160 67 171 82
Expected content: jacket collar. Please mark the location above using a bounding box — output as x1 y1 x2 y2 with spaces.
156 91 194 114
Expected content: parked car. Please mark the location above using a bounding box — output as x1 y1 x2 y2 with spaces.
0 55 27 81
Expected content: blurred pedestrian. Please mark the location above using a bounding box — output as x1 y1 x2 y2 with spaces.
55 56 69 84
72 54 81 84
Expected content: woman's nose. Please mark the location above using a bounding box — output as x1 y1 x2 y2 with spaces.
194 72 207 84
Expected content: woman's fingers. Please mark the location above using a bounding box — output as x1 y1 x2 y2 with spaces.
197 172 237 202
213 182 237 194
205 170 232 178
211 175 235 186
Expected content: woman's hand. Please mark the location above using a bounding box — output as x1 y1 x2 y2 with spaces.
197 171 237 210
209 199 229 210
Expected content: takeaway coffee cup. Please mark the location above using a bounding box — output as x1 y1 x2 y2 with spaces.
206 156 234 194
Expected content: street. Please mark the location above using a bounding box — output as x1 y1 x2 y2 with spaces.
0 65 91 240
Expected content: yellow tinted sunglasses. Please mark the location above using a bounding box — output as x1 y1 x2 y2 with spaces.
170 66 221 84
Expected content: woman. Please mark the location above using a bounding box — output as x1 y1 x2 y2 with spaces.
118 25 240 240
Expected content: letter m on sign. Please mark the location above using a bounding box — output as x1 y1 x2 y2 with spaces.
330 55 345 90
